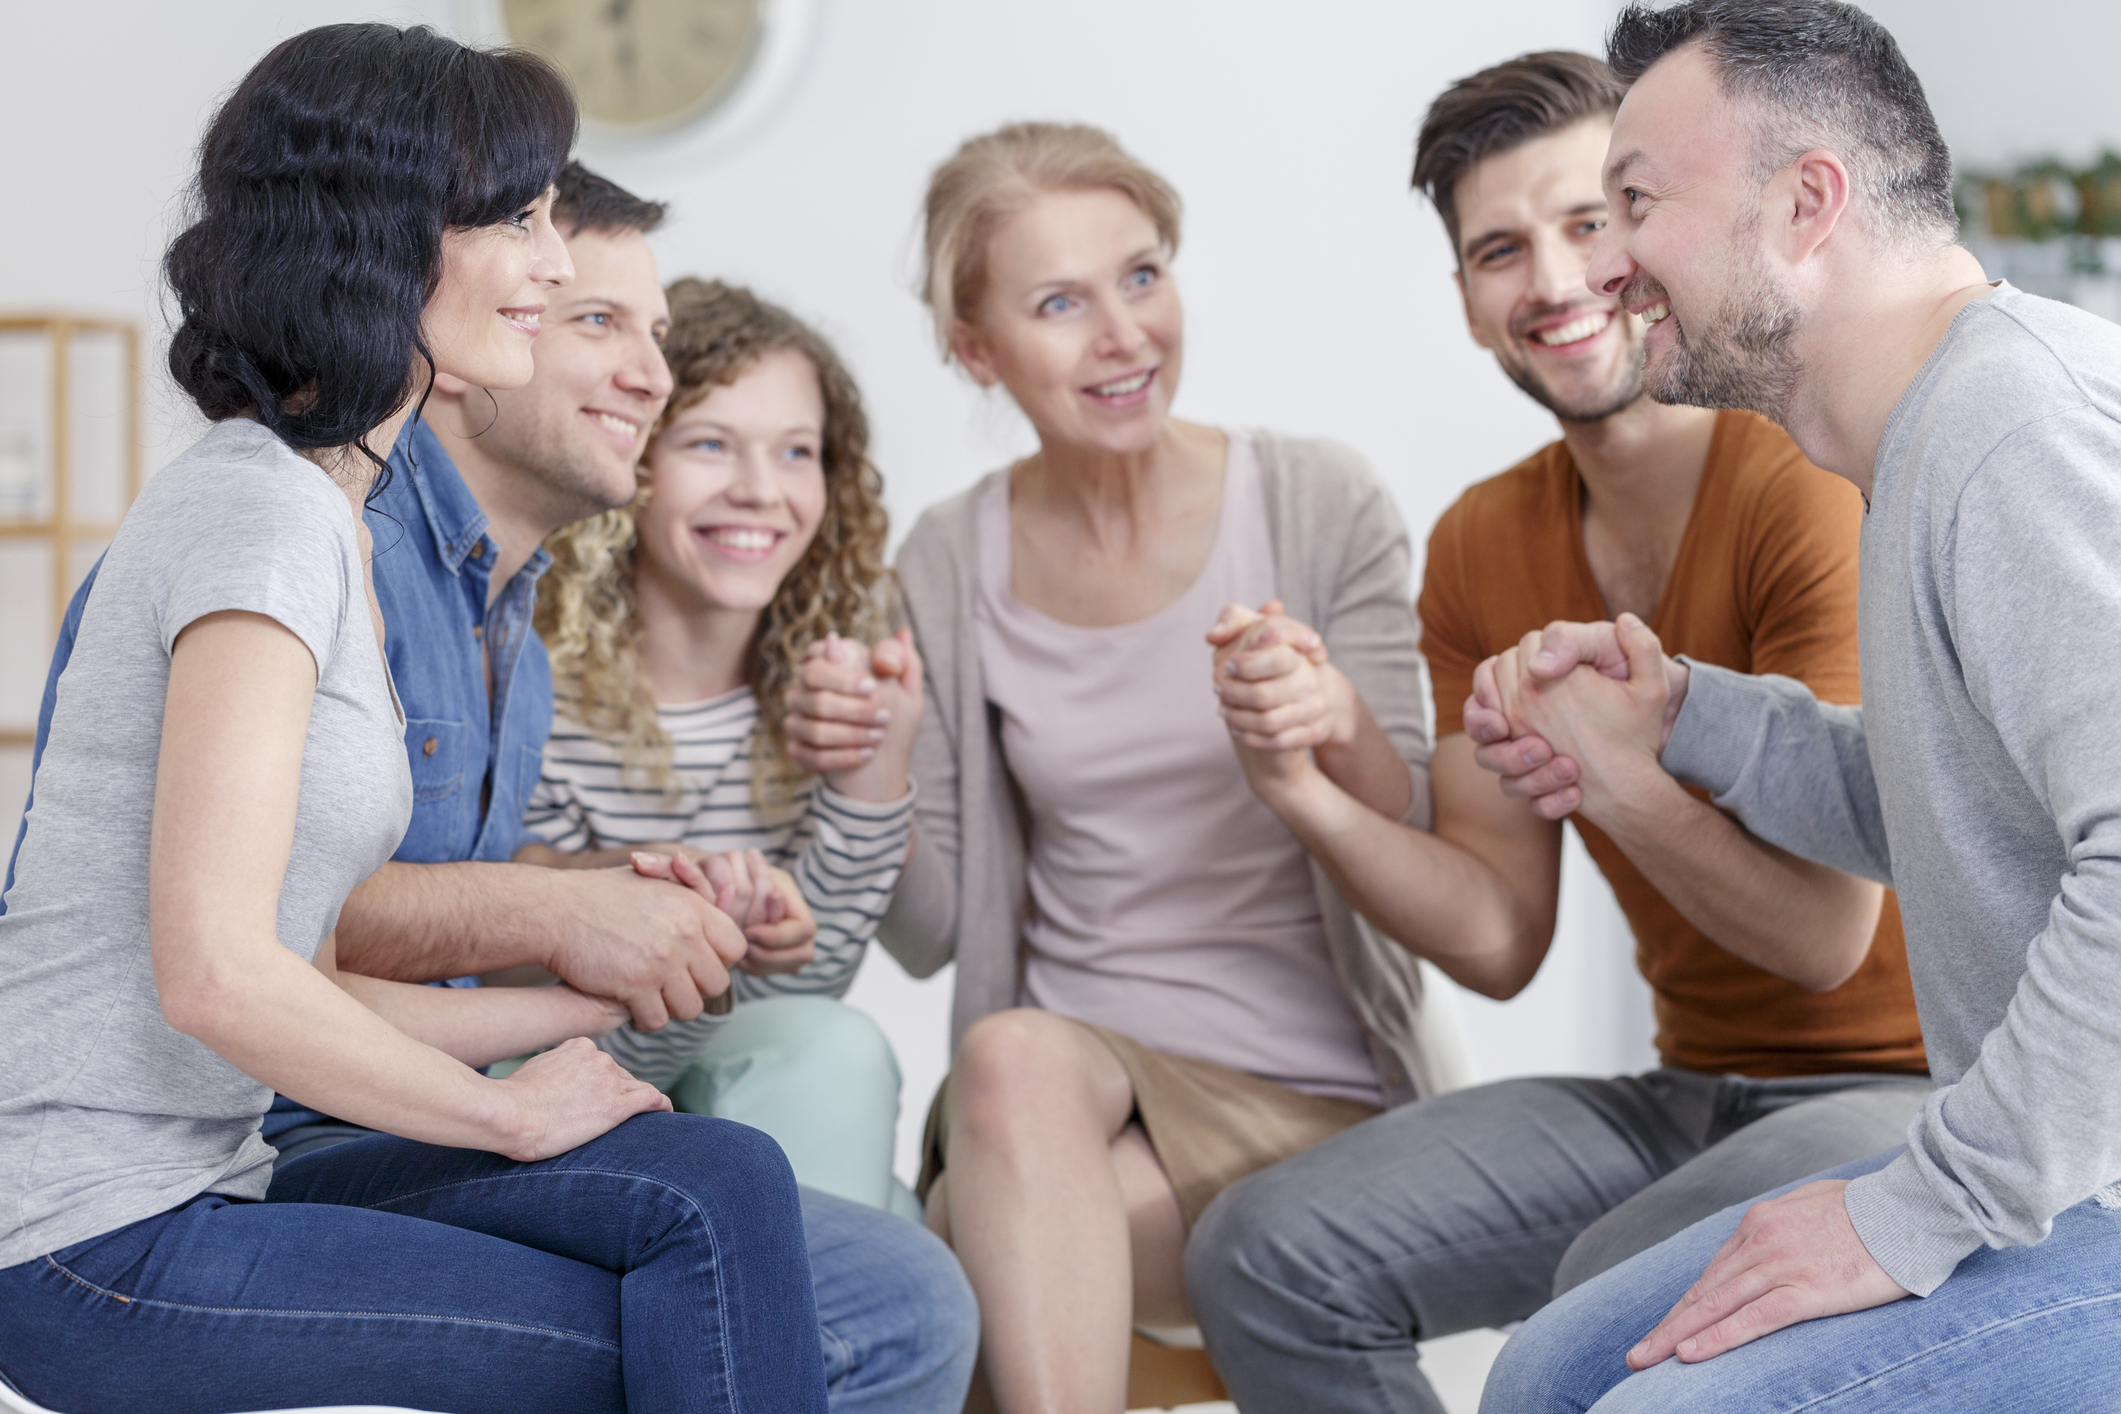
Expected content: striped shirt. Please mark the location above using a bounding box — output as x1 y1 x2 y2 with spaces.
526 687 914 1087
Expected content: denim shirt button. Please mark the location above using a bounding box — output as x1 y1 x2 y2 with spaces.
469 540 486 559
423 737 439 758
473 624 483 642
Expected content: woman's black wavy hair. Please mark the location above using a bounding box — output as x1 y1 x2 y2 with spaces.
164 24 577 487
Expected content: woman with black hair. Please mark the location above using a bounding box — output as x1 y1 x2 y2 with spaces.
0 25 825 1414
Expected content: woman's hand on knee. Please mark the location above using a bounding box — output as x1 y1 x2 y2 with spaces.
493 1035 673 1161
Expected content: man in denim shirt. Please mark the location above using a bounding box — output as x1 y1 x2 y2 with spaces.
7 163 977 1414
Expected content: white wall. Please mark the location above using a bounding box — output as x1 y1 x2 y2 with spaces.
7 0 2118 1186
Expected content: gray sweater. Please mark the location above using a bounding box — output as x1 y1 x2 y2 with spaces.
879 430 1468 1106
1662 284 2121 1296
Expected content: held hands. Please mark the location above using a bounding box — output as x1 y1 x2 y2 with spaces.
785 629 925 802
493 1035 672 1162
1627 1180 1909 1369
1205 600 1348 801
1464 613 1691 821
630 849 818 976
541 867 751 1033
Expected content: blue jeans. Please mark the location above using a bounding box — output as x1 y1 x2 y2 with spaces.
0 1113 825 1414
1482 1148 2121 1413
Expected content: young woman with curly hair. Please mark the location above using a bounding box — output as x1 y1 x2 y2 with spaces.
519 277 926 1214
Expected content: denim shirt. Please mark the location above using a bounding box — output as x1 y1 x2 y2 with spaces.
4 418 555 1136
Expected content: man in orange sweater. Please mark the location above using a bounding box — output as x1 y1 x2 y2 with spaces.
1185 51 1927 1414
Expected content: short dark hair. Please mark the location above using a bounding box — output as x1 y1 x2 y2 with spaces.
553 161 668 238
164 24 576 480
1414 51 1627 258
1607 0 1956 245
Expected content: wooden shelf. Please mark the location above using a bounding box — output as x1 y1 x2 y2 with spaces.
0 315 140 638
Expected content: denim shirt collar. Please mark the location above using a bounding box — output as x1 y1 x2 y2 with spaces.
400 417 497 577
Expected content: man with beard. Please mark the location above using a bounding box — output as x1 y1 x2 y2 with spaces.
1469 4 2121 1408
7 162 980 1414
1182 51 1928 1414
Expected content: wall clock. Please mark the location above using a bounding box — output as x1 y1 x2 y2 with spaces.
470 0 818 145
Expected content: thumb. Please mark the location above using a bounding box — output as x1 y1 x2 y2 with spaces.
1207 602 1262 646
1616 612 1665 691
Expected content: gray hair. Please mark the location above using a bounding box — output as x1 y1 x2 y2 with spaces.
1608 0 1958 250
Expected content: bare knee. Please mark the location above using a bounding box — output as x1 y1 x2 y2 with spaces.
949 1008 1115 1143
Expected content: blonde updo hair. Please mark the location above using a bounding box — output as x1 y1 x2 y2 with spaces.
535 278 892 813
919 121 1183 360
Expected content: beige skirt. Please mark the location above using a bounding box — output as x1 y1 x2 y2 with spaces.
918 1016 1381 1230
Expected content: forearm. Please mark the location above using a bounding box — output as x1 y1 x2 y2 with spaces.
1586 766 1883 991
1313 692 1415 822
334 859 564 980
515 841 645 870
765 785 916 997
1663 661 1893 883
166 943 526 1154
335 971 620 1067
1263 769 1544 998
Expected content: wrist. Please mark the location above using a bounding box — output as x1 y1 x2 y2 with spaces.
1249 750 1333 818
823 760 912 803
1319 666 1362 751
1577 750 1685 834
480 1067 539 1159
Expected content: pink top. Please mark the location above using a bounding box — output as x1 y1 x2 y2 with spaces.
974 432 1383 1104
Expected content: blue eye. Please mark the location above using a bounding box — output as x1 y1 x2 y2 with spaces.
1126 265 1157 289
692 437 725 454
582 312 609 327
1038 293 1073 316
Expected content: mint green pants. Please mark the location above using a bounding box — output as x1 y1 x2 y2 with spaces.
666 995 919 1218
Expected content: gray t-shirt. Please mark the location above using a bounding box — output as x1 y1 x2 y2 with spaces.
0 418 411 1268
1662 283 2121 1296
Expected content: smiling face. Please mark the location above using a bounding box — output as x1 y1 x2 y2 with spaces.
636 347 829 620
1454 117 1644 424
1589 47 1805 420
424 188 573 390
472 225 676 521
953 188 1182 457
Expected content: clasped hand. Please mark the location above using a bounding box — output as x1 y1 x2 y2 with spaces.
1204 599 1349 797
629 848 817 977
783 628 925 802
1464 612 1689 821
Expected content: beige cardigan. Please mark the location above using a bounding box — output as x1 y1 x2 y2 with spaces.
879 430 1459 1107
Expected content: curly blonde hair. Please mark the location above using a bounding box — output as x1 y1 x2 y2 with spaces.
535 278 892 813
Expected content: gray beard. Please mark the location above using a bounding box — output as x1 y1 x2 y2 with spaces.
1643 236 1804 424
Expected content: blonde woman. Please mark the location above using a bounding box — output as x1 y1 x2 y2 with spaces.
518 278 928 1216
793 123 1457 1411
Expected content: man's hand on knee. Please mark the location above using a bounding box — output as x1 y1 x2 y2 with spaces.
1627 1179 1909 1369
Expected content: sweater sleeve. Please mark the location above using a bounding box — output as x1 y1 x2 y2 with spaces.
878 511 965 979
1845 408 2121 1295
739 784 916 1001
1659 661 1893 885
